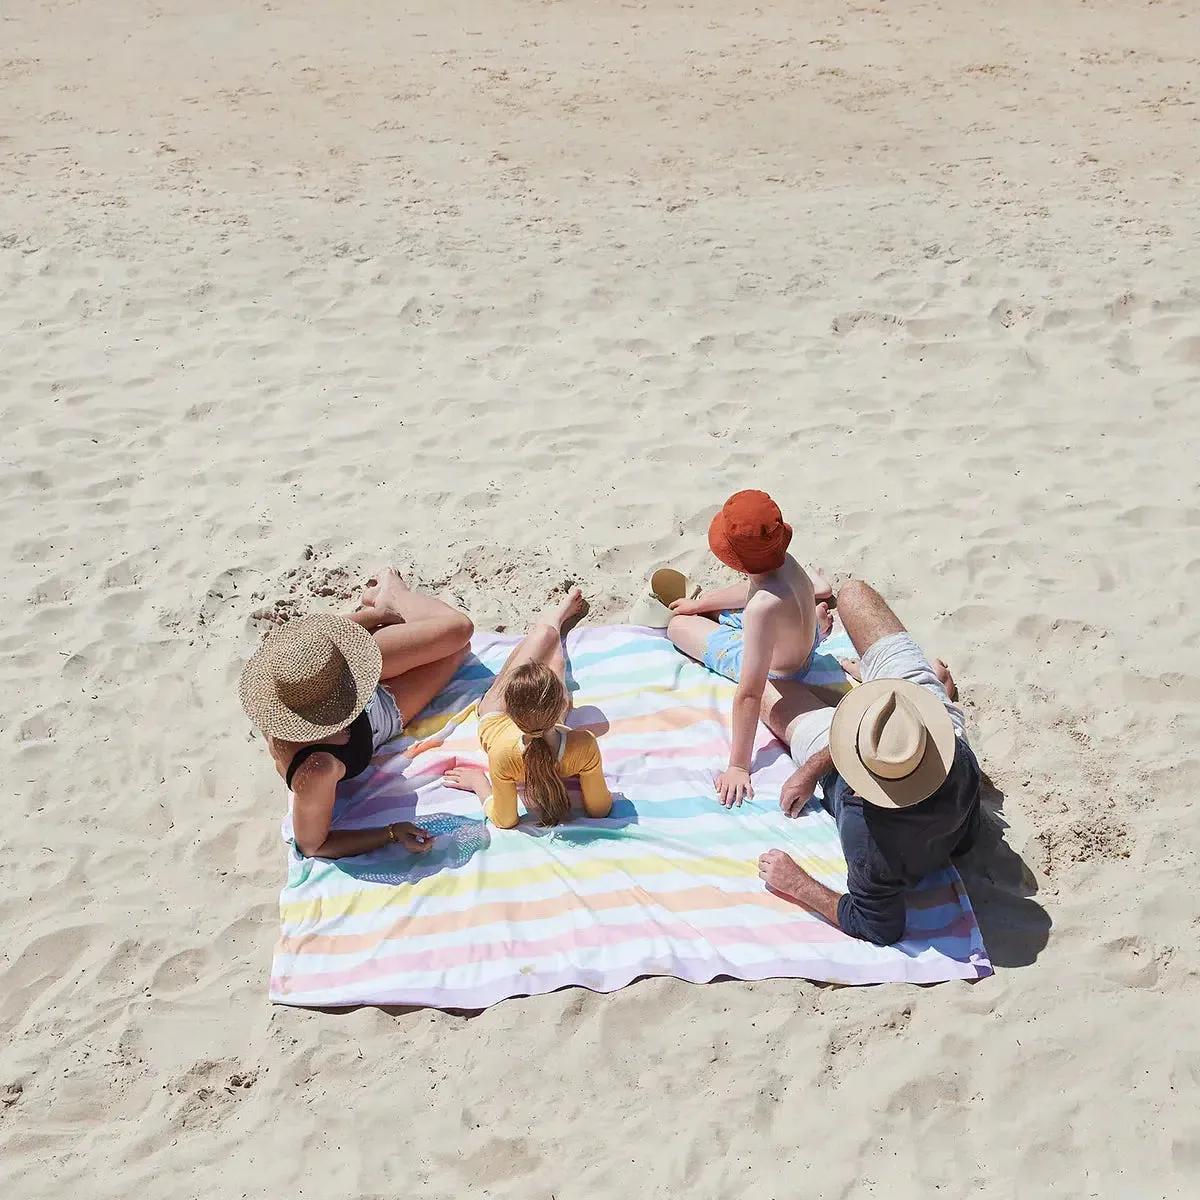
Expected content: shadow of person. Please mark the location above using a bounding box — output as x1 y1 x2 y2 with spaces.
567 704 610 738
956 770 1051 969
519 791 640 845
330 812 492 887
750 739 794 775
433 649 495 710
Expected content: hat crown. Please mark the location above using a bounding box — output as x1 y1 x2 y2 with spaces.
709 490 792 575
725 490 782 540
857 689 928 781
271 627 345 711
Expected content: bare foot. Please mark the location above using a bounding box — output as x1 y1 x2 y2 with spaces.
757 849 806 898
808 567 833 602
445 765 492 801
370 568 411 623
839 657 862 682
816 602 834 641
540 586 586 632
933 658 958 702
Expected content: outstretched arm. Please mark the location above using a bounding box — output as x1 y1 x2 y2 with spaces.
780 746 834 817
716 599 775 807
291 756 433 858
304 824 433 859
670 581 751 617
444 759 520 829
758 851 843 927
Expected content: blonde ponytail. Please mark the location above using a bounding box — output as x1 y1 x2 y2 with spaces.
504 661 571 827
521 735 571 827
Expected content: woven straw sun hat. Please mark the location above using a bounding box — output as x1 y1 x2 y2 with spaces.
238 614 382 742
828 677 956 809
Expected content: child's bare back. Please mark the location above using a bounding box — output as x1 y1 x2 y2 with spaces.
745 554 820 675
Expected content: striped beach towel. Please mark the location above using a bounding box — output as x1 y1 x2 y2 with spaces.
270 625 991 1009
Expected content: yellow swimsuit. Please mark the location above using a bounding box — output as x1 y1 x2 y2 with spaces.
477 713 613 829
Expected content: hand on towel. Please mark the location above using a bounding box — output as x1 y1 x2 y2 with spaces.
715 766 754 808
780 770 815 819
445 765 492 802
393 822 436 854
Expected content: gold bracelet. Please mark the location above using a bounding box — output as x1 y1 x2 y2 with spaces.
387 823 397 843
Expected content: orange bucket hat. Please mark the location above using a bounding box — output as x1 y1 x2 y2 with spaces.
707 490 793 574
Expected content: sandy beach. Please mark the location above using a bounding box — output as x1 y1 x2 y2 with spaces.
3 0 1199 1195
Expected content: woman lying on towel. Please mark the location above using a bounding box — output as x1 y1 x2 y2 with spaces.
239 568 473 859
446 588 612 828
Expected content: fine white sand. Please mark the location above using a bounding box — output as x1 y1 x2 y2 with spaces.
3 1 1199 1195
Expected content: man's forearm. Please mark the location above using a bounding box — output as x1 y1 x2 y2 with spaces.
778 866 843 927
799 747 834 791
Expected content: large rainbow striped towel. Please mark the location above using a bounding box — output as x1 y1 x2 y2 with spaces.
270 625 991 1009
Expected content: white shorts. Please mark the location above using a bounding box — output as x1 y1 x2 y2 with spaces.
786 631 966 765
788 706 837 767
859 631 967 740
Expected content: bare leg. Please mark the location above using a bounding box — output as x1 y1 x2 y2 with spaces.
666 613 720 663
759 677 834 745
383 646 470 726
834 580 958 700
478 588 585 718
807 566 832 602
834 579 906 656
816 601 833 640
350 567 467 627
348 568 473 678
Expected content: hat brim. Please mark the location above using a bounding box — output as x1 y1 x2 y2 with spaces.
650 568 689 607
238 614 383 742
828 677 956 809
707 513 793 574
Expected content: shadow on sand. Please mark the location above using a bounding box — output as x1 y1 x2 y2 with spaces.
957 770 1051 969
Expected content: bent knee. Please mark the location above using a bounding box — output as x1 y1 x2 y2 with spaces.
453 612 475 645
835 579 874 608
666 614 697 646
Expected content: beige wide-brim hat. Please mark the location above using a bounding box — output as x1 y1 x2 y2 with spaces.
828 677 956 809
238 614 383 742
627 567 700 629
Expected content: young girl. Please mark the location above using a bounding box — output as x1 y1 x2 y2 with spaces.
446 588 612 829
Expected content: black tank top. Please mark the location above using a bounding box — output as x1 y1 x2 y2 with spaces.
285 708 374 790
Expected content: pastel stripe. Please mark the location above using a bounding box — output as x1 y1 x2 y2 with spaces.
270 626 990 1009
